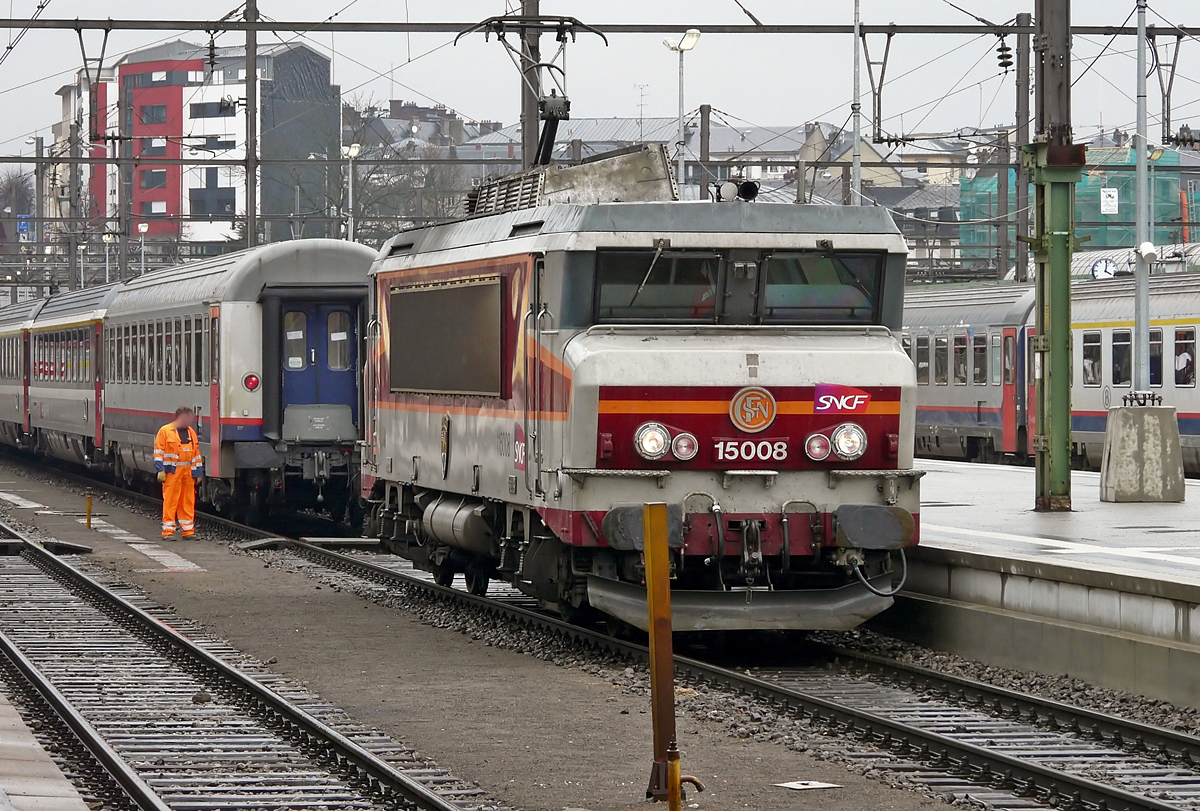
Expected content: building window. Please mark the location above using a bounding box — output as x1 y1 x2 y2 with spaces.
140 169 167 189
141 137 167 157
141 200 167 216
140 104 168 125
203 135 236 151
187 70 206 85
152 70 167 83
190 101 235 119
189 188 236 217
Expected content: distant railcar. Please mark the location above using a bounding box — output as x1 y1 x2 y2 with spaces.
363 196 920 633
904 274 1200 472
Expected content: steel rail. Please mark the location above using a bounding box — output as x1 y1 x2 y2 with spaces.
285 539 1192 811
822 644 1200 765
0 625 172 811
11 529 461 811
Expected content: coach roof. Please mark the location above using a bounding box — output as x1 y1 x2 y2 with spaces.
105 239 377 318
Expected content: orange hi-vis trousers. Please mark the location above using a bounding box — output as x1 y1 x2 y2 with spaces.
162 469 196 537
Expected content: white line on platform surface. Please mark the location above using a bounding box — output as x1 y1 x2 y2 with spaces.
0 492 45 509
923 523 1200 566
77 518 205 572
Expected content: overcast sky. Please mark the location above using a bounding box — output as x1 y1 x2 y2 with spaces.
0 0 1196 155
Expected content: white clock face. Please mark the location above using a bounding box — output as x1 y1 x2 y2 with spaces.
1091 258 1119 279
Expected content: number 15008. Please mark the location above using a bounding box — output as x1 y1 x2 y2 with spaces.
713 439 789 462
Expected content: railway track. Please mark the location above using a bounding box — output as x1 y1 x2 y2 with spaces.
282 540 1200 811
0 522 488 811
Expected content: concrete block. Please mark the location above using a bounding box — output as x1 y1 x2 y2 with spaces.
1086 587 1122 632
1099 405 1185 502
1001 575 1035 614
1057 582 1090 625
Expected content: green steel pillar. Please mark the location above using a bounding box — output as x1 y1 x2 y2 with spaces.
1024 143 1085 512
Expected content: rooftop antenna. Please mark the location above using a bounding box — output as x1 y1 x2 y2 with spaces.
455 14 607 167
635 84 649 142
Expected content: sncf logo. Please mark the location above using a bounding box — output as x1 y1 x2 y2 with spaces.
814 383 872 414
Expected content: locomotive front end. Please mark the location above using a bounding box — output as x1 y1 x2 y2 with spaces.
543 210 917 631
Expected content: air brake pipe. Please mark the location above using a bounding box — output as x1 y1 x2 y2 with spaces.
854 549 908 597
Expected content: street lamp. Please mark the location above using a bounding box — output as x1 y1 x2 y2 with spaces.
103 233 115 284
341 143 362 241
663 29 701 193
137 222 149 275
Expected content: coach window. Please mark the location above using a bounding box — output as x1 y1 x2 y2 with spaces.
1003 335 1016 385
183 319 192 384
210 316 219 382
198 318 207 384
160 321 169 384
138 323 146 383
284 312 307 370
83 331 91 381
1176 328 1196 386
1081 331 1101 386
934 335 948 385
1150 329 1163 387
952 335 968 384
915 336 930 384
327 311 350 371
174 318 183 384
972 335 988 384
164 320 174 384
1111 330 1132 387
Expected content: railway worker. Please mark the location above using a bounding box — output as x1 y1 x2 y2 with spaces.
154 407 203 539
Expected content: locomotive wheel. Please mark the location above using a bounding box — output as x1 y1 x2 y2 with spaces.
464 569 490 597
431 564 455 588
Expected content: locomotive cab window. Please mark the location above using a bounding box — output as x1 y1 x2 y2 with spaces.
915 336 930 385
594 251 720 321
759 251 883 324
284 312 307 370
973 335 987 384
1082 331 1101 386
1112 330 1132 387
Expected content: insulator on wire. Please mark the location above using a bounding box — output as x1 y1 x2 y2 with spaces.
996 38 1013 72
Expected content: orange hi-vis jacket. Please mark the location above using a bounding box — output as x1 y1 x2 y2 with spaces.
153 424 203 477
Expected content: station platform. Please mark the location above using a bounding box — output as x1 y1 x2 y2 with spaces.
0 692 90 811
877 459 1200 707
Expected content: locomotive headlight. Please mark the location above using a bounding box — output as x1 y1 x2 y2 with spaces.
633 422 670 461
804 433 832 461
671 432 699 461
831 423 868 460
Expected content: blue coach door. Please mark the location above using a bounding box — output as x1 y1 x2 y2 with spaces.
281 304 359 441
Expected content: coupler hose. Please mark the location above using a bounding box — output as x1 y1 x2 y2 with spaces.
853 548 907 598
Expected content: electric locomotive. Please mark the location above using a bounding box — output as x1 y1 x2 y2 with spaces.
362 148 920 631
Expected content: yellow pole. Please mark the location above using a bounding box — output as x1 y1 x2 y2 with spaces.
85 489 92 530
644 501 678 808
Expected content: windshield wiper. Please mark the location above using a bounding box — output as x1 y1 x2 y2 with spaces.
628 239 669 306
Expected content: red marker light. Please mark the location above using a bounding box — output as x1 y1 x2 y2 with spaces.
243 373 261 392
804 433 832 461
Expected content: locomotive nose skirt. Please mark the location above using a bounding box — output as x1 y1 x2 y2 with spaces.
585 574 895 633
